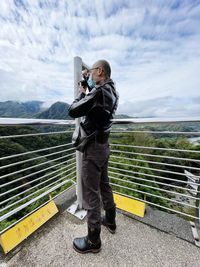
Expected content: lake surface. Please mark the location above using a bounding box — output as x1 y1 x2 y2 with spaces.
188 136 200 144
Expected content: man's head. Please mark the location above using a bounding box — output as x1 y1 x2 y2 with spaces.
89 59 111 84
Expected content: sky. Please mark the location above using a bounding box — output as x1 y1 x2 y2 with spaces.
0 0 200 117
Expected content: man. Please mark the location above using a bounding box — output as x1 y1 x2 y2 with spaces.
68 59 119 253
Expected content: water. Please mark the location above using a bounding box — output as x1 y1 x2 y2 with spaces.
188 136 200 144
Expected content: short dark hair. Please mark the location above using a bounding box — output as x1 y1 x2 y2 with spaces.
97 60 111 78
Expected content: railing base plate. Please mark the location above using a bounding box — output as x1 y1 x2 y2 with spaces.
190 221 200 247
67 201 87 220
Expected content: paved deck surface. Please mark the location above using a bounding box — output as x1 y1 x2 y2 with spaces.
1 210 200 267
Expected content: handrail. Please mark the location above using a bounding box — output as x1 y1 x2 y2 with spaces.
112 117 200 124
0 171 76 213
0 176 76 222
0 159 76 193
108 170 199 193
111 130 200 135
0 131 74 139
0 117 75 126
112 191 198 220
0 163 76 203
1 117 200 126
0 152 76 180
111 182 196 209
109 165 199 186
0 147 75 170
0 154 75 188
110 154 200 171
0 143 73 161
110 149 200 163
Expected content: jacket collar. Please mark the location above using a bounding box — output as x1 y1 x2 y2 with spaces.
95 78 114 89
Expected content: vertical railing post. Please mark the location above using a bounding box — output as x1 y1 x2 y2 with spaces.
195 180 200 224
74 56 83 209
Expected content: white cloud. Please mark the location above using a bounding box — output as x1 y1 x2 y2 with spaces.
118 96 200 118
0 0 199 117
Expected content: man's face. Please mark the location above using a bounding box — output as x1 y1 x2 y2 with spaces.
89 63 103 83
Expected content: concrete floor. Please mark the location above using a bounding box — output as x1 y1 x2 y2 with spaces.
1 210 200 267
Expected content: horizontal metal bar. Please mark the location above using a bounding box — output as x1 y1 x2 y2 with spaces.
110 143 200 154
2 117 200 126
110 149 200 164
108 170 199 194
0 176 76 222
109 160 200 179
0 152 76 181
112 190 198 220
0 143 74 161
108 165 199 187
0 171 76 215
111 117 200 124
0 171 76 213
109 175 199 200
110 154 200 171
0 161 76 198
0 147 75 171
0 154 75 188
0 166 76 205
0 183 76 234
111 130 200 135
111 183 196 209
0 118 75 126
0 131 74 139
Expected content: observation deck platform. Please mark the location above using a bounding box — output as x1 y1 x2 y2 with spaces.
0 189 200 267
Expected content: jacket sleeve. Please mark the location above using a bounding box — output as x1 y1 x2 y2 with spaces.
68 89 98 118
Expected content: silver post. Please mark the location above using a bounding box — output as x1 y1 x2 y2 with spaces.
67 57 87 219
196 180 200 224
74 56 83 209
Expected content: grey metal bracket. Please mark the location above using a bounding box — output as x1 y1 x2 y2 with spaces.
67 200 87 220
190 221 200 247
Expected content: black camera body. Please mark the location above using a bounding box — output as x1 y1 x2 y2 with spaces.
79 76 92 92
79 78 88 88
78 72 92 92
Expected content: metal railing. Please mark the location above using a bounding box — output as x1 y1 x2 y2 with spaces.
109 119 200 224
0 116 200 235
0 120 76 233
0 56 90 233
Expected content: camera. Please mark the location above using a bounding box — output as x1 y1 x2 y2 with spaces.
79 77 88 88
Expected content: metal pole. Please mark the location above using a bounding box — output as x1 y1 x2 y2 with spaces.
74 56 83 209
195 180 200 224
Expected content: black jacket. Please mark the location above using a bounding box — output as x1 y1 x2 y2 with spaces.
68 79 119 136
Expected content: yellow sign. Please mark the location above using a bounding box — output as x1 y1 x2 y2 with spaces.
114 193 145 218
0 201 58 254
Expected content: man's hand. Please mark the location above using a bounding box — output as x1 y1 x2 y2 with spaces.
79 85 87 94
82 69 89 77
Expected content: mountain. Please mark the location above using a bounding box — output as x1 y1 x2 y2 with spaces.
0 101 44 118
0 100 71 120
37 102 71 120
114 114 132 119
0 100 131 120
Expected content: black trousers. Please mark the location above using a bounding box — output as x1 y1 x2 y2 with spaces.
81 140 115 230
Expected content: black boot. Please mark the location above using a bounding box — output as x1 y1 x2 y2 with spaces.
101 206 116 234
73 227 101 254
